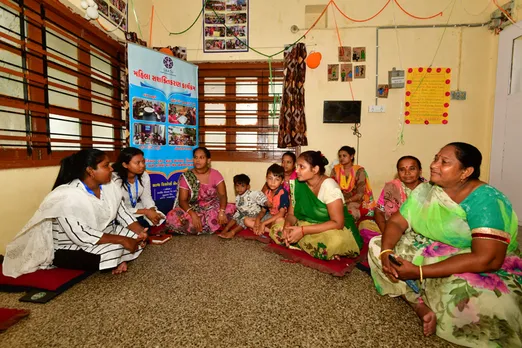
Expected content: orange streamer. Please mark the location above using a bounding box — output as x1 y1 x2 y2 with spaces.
149 5 155 47
393 0 443 20
493 0 516 24
332 0 391 23
331 6 355 101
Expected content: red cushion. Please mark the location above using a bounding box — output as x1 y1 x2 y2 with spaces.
0 308 30 331
0 264 86 291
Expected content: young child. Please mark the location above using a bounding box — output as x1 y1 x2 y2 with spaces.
219 174 267 239
247 164 289 236
281 151 297 193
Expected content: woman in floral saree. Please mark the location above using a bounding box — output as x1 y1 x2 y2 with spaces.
369 142 521 347
165 147 235 235
270 151 363 260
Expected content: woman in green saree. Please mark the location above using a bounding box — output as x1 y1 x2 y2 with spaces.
369 142 522 347
270 150 363 260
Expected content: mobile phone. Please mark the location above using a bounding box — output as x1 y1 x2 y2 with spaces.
388 254 402 266
388 254 420 294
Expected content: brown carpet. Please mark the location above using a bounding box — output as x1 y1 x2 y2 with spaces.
0 236 457 347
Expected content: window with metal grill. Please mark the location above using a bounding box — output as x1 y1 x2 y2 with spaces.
197 61 288 161
0 0 125 169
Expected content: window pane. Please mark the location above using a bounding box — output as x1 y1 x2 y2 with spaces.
49 114 80 151
236 77 257 96
0 51 24 98
236 103 257 125
204 103 226 125
92 81 113 116
204 77 225 96
92 121 114 150
236 132 257 150
91 50 112 83
204 131 226 150
0 8 24 99
46 28 78 70
0 106 26 148
268 81 283 97
48 67 78 108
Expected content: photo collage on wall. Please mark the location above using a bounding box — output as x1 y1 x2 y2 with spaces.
203 0 248 53
94 0 127 31
131 97 197 147
328 46 366 82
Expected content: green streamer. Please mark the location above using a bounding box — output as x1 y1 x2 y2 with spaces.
129 0 143 39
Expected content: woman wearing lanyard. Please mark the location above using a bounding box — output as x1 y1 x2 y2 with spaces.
3 149 147 277
112 147 164 227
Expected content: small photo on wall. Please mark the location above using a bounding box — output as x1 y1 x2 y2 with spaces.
205 39 225 51
206 0 226 11
328 64 339 81
352 47 366 62
340 63 353 82
204 13 225 25
226 0 247 11
226 38 246 50
204 26 226 38
338 46 351 62
354 65 366 79
377 84 389 98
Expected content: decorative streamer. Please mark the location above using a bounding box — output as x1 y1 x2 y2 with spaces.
149 5 154 47
130 0 143 38
332 0 392 22
331 5 355 100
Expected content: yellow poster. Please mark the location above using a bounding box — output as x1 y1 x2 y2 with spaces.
404 67 451 125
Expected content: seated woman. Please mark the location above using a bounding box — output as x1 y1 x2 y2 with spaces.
270 151 363 260
372 156 427 237
165 147 235 235
330 146 376 220
369 142 522 347
112 147 164 227
3 149 147 278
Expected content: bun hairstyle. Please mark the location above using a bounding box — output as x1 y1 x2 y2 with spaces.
299 150 329 175
53 149 106 190
112 147 145 187
446 142 482 180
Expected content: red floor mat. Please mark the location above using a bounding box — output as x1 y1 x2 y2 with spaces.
264 243 369 277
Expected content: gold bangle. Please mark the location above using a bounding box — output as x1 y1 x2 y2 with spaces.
379 249 394 258
419 265 423 283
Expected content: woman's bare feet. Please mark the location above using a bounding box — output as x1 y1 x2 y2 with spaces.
414 302 437 336
112 261 128 275
332 255 341 261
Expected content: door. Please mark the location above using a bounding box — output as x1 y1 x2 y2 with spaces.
490 21 522 222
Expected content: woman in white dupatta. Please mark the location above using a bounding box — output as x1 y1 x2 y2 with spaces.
3 149 148 278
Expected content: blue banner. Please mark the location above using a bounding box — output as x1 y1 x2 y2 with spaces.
128 43 198 201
